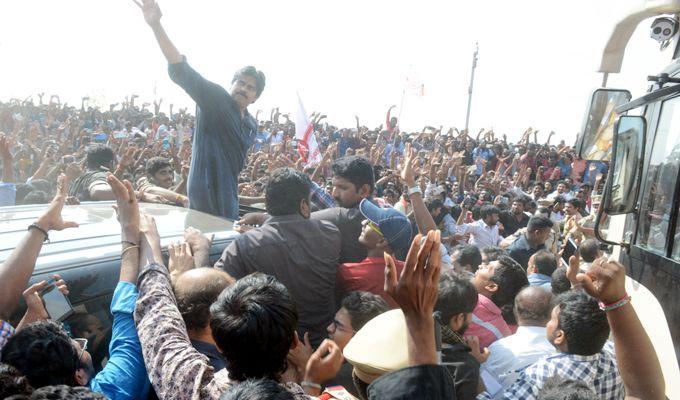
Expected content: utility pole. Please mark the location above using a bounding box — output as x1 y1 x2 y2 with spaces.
464 42 479 132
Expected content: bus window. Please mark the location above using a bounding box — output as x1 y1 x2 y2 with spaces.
637 96 680 256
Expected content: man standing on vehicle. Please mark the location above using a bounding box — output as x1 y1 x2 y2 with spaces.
134 0 265 220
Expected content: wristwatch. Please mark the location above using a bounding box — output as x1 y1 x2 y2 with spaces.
408 186 422 196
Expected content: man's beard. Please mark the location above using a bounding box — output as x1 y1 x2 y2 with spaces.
457 321 470 336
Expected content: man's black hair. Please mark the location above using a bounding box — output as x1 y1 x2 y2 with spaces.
557 180 569 188
556 290 610 356
0 320 79 388
550 268 571 295
537 376 597 400
28 179 52 195
481 246 509 263
145 156 172 177
219 378 295 400
14 183 34 204
553 195 567 204
480 205 500 220
341 291 389 331
435 271 478 325
22 191 50 205
567 198 582 211
0 363 33 399
533 250 558 276
175 268 234 332
513 195 530 207
232 66 266 98
331 156 375 193
579 239 600 263
265 168 312 216
490 255 529 325
528 215 554 232
85 144 114 170
455 244 482 271
210 273 298 381
30 385 107 400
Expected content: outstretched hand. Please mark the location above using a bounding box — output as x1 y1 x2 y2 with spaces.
576 257 627 304
35 174 79 232
132 0 162 27
107 173 140 244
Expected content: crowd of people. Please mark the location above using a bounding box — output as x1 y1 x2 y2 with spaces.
0 0 669 399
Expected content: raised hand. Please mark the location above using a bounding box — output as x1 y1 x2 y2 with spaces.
133 0 162 27
107 173 140 244
576 257 627 304
0 134 13 161
168 241 195 280
35 174 79 232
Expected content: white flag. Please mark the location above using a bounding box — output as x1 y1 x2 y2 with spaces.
295 93 322 168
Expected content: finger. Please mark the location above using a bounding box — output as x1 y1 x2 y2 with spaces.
402 234 422 279
384 252 398 294
123 180 137 204
132 0 143 9
24 280 48 295
63 221 79 229
168 243 176 259
107 173 128 201
575 272 598 297
183 242 193 257
416 231 436 272
304 332 311 348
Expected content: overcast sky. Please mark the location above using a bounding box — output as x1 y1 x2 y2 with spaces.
0 0 674 142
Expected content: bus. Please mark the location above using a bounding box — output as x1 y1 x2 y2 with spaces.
576 0 680 397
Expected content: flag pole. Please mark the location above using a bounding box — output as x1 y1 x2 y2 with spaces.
464 42 479 132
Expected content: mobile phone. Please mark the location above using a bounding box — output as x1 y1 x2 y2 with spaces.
41 281 74 322
562 238 577 264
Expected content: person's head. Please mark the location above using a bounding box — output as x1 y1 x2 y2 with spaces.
174 268 235 336
546 290 610 355
382 188 398 205
555 180 568 194
265 168 312 217
435 272 478 335
218 378 295 400
480 205 500 226
543 181 553 194
85 144 114 171
514 286 554 327
145 157 174 189
526 216 554 246
537 377 597 400
29 385 107 400
565 199 581 216
473 255 528 311
329 292 388 350
452 244 482 273
230 66 266 110
331 156 374 208
426 198 444 220
22 191 50 205
0 363 33 399
0 320 94 388
553 196 566 212
550 268 571 295
480 246 509 266
532 183 544 198
528 250 558 277
210 273 298 381
511 196 528 215
579 183 591 198
358 199 412 257
579 239 602 263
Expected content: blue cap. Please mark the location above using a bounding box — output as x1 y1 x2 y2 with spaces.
359 199 412 254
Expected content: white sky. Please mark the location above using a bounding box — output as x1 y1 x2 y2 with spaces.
0 0 674 142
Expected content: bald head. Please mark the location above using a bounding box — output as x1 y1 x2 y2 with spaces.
514 286 554 327
174 268 235 332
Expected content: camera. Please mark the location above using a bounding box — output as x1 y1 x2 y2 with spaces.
650 16 679 42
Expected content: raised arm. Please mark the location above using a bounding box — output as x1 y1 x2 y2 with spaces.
134 0 182 64
401 144 437 234
0 175 78 320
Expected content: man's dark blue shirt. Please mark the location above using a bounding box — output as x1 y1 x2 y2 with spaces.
169 58 257 220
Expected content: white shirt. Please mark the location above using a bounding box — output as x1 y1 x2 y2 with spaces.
456 219 501 250
481 326 555 397
547 190 573 201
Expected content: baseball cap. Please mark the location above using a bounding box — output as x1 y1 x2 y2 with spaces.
359 199 412 254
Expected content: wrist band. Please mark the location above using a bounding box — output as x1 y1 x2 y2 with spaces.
121 245 140 257
599 294 631 312
408 186 422 196
28 223 49 242
301 381 322 390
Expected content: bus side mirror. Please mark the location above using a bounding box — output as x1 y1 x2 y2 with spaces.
602 115 645 215
576 89 632 161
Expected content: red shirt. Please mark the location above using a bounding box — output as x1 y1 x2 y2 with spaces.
337 257 404 308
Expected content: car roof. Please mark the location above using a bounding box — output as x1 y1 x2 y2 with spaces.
0 201 238 271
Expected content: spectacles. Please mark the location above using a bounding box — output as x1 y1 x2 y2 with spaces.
367 221 383 237
330 318 356 334
74 338 88 360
